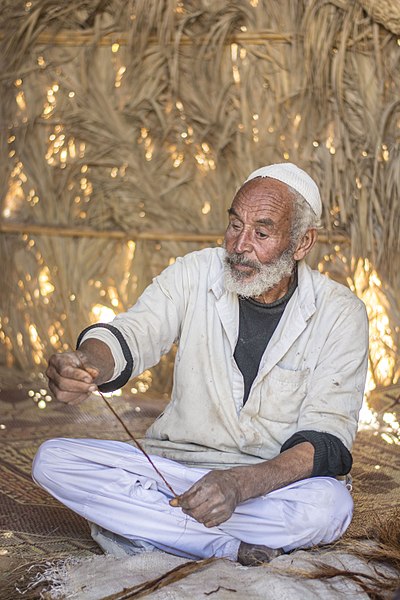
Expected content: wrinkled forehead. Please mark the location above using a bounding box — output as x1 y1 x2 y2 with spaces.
231 176 295 219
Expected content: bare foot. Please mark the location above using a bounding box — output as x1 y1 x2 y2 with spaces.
237 541 283 566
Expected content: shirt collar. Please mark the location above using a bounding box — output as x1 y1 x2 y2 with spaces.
296 259 316 320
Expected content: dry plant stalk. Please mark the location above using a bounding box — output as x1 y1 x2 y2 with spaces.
96 385 179 499
102 557 218 600
0 0 399 390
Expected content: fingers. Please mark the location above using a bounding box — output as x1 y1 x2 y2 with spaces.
171 474 237 527
48 379 92 406
177 497 232 528
183 505 227 528
202 509 231 528
46 351 99 405
48 351 99 380
177 481 208 510
178 474 231 512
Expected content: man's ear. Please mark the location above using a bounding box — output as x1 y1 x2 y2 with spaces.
293 228 318 261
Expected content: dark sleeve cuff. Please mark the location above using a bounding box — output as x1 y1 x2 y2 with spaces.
280 430 353 477
76 323 134 393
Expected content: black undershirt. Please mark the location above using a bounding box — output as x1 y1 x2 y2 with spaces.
234 277 297 405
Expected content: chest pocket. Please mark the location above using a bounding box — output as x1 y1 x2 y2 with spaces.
256 365 309 423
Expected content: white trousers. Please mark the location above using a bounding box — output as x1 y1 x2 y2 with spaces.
32 438 353 561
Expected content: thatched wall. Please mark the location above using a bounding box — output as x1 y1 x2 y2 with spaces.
0 0 399 391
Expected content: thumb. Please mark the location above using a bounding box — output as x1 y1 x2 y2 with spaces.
85 366 100 380
169 496 181 507
75 350 100 380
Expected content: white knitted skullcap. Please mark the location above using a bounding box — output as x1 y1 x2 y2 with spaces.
244 163 322 219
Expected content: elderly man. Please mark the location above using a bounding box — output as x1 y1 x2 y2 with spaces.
33 163 368 565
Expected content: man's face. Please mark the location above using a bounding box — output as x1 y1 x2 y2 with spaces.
223 177 295 297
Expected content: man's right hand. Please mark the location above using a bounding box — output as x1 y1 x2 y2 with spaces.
46 350 100 405
46 338 115 405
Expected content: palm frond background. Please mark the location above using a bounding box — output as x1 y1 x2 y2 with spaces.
0 0 399 392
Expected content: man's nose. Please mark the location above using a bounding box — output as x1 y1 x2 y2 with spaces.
234 229 253 254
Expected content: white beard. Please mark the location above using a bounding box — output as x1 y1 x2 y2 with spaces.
223 247 295 298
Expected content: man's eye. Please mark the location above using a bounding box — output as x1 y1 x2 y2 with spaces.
230 222 241 231
256 231 268 239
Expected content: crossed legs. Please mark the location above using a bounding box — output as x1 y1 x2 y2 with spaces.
32 438 353 561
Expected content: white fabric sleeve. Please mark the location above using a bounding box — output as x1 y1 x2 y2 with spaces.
79 328 127 383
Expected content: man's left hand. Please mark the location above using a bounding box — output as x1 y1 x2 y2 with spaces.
172 470 242 528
